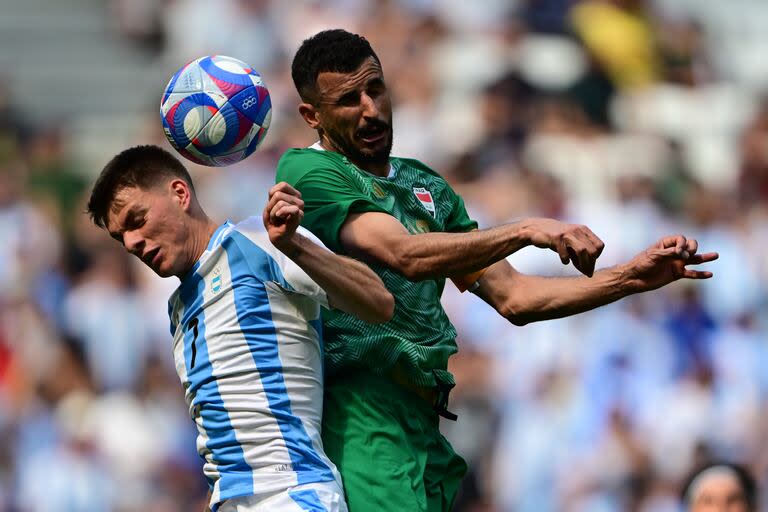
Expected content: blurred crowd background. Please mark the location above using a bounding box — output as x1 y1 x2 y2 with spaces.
1 0 767 510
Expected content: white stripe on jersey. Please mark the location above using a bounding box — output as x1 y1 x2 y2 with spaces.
168 218 341 511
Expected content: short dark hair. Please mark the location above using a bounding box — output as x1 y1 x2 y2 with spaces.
291 29 381 103
87 145 194 228
681 462 757 510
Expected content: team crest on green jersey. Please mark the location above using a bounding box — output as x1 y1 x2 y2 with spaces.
412 187 435 217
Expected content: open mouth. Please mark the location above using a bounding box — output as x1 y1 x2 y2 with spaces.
357 122 388 143
142 248 160 267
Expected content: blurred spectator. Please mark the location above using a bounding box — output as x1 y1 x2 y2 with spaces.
680 462 757 512
0 156 62 303
23 125 88 236
62 246 153 391
738 100 768 208
570 0 660 91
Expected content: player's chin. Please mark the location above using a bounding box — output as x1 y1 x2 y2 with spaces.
152 264 175 279
359 142 391 163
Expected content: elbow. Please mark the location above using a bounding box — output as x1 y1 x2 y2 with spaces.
499 298 532 327
392 250 429 281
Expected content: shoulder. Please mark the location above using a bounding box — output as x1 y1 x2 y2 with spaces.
227 217 272 255
277 148 347 183
229 217 325 255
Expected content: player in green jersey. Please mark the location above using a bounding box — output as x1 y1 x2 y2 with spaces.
276 29 719 512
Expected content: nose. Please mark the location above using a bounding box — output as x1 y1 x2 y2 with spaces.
123 230 145 255
360 92 379 119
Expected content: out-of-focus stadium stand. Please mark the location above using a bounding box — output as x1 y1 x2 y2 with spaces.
1 0 767 510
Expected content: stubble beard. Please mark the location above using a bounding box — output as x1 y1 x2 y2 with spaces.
324 125 393 168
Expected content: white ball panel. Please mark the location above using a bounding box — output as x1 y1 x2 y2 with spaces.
249 74 264 87
182 105 214 140
261 108 272 130
195 111 228 146
213 55 249 74
172 62 205 93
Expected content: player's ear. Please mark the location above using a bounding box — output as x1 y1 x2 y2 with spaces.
298 102 321 130
169 179 192 210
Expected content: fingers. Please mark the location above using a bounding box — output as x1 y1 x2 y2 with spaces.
685 238 698 257
274 204 302 222
681 269 714 279
652 246 717 264
659 235 692 259
265 183 304 226
269 181 302 198
679 251 718 280
269 202 302 225
266 191 304 212
562 226 605 277
685 252 718 265
555 242 570 266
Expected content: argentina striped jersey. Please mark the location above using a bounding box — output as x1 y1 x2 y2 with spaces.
167 218 341 511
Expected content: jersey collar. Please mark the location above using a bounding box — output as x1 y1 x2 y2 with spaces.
308 141 396 179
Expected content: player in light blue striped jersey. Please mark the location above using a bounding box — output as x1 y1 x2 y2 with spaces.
87 145 394 512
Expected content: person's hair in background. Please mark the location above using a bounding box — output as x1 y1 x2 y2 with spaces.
681 462 757 512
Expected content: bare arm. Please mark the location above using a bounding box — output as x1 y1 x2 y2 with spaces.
264 183 394 324
474 235 719 326
339 211 605 280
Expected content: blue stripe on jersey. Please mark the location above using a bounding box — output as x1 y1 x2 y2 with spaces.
168 300 177 336
179 271 253 500
288 489 327 511
225 232 334 484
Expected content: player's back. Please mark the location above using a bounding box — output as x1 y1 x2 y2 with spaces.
167 217 339 508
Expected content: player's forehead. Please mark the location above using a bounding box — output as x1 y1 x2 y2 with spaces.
315 57 384 99
105 186 147 232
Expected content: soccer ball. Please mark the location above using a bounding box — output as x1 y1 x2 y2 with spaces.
160 55 272 167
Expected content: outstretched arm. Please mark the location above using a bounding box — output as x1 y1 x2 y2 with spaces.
473 235 718 326
339 211 606 279
264 183 394 324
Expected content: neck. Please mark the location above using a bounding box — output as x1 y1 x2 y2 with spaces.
196 217 220 257
353 158 390 178
179 216 219 278
319 138 390 178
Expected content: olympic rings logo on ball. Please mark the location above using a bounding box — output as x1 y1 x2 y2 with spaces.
241 96 258 110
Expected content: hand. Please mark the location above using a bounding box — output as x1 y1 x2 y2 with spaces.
263 182 304 250
624 235 718 292
523 218 605 277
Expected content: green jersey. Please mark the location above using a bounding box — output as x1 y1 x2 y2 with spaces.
276 147 478 388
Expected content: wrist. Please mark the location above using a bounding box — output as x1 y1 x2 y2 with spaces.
273 233 304 259
612 263 641 295
514 219 537 247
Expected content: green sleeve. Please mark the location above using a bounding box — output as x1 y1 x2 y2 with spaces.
276 150 388 253
443 183 478 233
